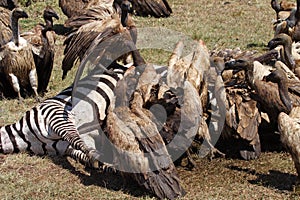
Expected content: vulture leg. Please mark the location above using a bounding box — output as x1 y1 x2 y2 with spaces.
8 73 23 102
205 139 226 160
28 68 40 101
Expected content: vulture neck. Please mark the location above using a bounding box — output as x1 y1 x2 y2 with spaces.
296 0 300 19
281 42 295 71
278 78 293 113
42 18 53 37
11 16 20 46
121 9 128 27
44 17 53 30
271 0 281 19
132 49 145 67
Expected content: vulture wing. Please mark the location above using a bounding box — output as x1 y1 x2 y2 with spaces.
59 0 114 18
0 7 12 47
130 0 172 18
64 5 115 29
62 17 124 79
59 0 88 18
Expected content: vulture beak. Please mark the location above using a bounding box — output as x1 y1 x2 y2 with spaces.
52 12 59 20
22 11 29 19
224 60 237 70
267 40 277 50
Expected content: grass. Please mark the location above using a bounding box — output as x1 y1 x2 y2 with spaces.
0 0 298 199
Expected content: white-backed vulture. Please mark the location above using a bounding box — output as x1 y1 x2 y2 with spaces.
278 106 300 191
267 33 300 78
264 68 300 112
230 60 300 125
21 6 59 95
273 0 300 42
213 58 262 160
271 0 296 20
257 66 300 190
106 63 185 199
62 0 135 79
0 8 39 101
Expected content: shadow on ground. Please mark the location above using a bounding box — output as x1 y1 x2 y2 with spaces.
48 156 154 198
228 165 297 191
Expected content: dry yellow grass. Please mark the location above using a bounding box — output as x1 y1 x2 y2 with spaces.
0 0 298 199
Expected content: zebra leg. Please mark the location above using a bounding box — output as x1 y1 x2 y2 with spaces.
65 146 116 173
50 114 105 167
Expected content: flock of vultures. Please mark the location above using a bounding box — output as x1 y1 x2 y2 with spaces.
2 0 300 199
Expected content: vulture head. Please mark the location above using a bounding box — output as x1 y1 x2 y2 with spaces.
11 7 28 20
271 0 281 13
225 59 252 71
268 33 292 49
43 6 59 21
43 6 59 31
268 33 295 70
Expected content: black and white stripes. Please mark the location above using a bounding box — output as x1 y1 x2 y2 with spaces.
0 64 128 169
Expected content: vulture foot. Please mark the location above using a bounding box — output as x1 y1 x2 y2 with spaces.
35 96 41 103
208 147 226 161
18 96 24 104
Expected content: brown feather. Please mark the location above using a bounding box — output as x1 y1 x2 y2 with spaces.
106 65 185 199
131 0 172 18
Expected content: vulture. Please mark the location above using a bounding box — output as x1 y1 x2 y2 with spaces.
271 0 296 20
62 0 135 79
21 6 59 95
216 58 263 160
231 60 300 125
264 68 300 113
268 33 300 78
0 8 39 101
106 64 185 199
273 0 300 42
278 106 300 192
164 41 226 162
